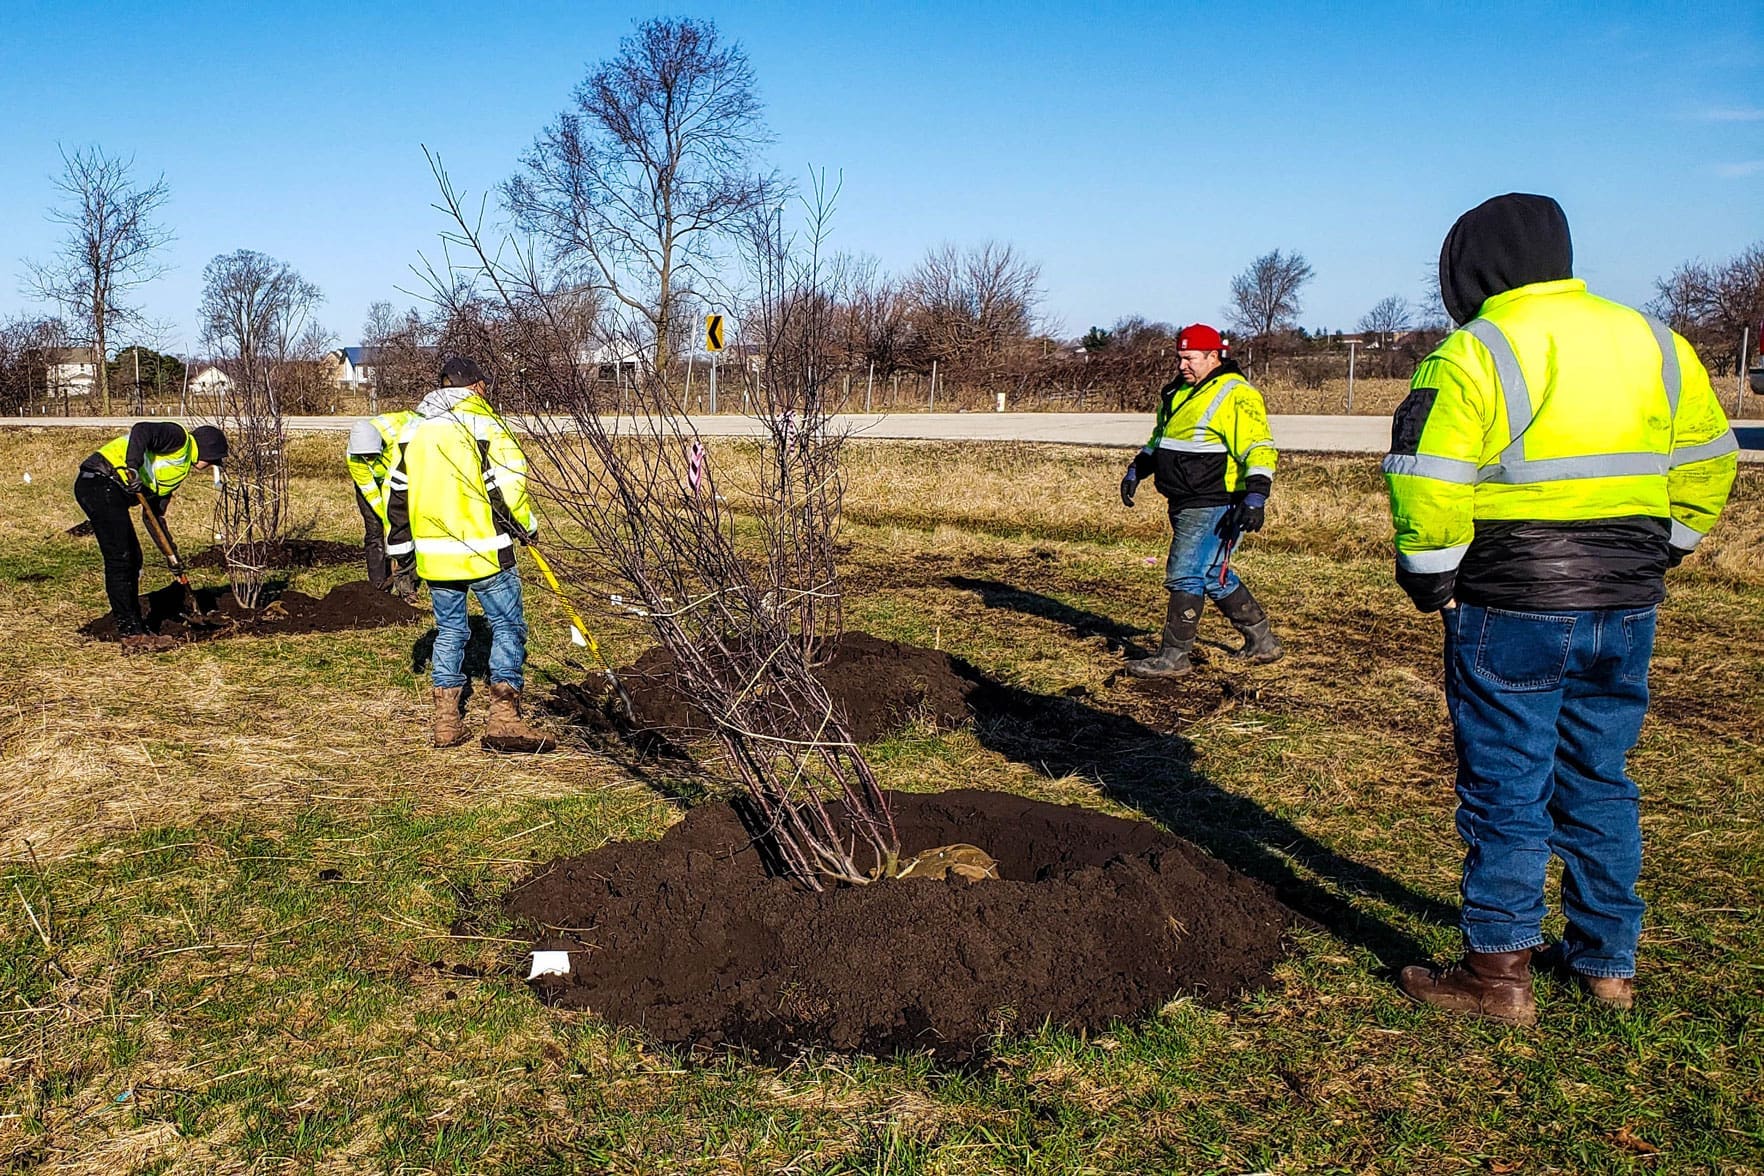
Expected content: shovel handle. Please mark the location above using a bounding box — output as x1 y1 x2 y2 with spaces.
134 490 185 575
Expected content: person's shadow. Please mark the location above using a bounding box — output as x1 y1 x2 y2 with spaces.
945 576 1150 652
948 579 1458 972
411 615 495 690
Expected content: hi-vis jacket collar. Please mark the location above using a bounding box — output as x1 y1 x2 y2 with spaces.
1477 278 1586 315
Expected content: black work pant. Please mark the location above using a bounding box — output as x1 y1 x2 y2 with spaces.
356 486 390 588
74 472 146 635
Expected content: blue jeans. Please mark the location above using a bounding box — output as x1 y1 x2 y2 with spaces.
1165 504 1242 598
1444 602 1655 978
429 567 528 691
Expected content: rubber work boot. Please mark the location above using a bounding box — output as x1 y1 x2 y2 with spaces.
1531 944 1635 1010
119 632 178 655
481 682 558 754
1215 584 1285 664
432 686 469 748
1126 591 1204 678
1398 950 1538 1026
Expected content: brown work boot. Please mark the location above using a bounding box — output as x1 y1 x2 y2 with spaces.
1531 944 1635 1010
1398 950 1538 1026
1126 591 1203 678
119 633 178 655
432 686 469 748
481 682 558 754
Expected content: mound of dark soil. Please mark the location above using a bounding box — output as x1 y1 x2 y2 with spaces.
550 632 979 743
187 538 363 570
508 789 1301 1060
81 579 422 642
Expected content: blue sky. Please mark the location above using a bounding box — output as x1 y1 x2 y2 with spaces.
1 0 1759 352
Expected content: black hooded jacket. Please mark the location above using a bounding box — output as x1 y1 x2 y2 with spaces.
1401 194 1671 612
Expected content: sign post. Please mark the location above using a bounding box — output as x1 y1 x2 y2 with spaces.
705 314 725 414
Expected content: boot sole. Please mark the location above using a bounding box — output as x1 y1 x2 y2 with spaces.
481 735 558 754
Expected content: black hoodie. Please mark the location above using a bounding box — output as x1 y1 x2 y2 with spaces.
1438 193 1573 326
1398 194 1671 612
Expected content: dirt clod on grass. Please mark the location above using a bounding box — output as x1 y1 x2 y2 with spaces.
508 789 1301 1060
549 631 979 744
80 579 423 642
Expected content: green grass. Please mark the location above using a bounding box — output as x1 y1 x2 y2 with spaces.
1 430 1760 1172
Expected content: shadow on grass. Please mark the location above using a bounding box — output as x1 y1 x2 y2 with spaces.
410 615 494 684
961 671 1456 971
943 577 1455 970
946 575 1151 652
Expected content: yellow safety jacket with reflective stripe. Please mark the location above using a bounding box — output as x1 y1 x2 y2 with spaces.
1384 279 1737 607
385 392 535 582
1140 364 1278 505
97 432 197 496
345 410 415 526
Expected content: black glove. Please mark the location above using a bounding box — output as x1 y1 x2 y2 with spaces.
1227 493 1267 535
1667 546 1690 569
1120 467 1139 508
117 468 143 495
520 525 539 546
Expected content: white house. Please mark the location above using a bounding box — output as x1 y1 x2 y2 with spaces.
187 366 235 397
44 348 98 397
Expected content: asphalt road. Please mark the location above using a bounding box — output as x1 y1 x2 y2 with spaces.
3 412 1761 458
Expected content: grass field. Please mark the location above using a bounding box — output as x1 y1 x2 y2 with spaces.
1 428 1760 1174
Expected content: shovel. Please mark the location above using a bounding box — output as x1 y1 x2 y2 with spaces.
134 490 220 625
525 542 635 723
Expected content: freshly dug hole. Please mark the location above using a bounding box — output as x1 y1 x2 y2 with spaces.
549 631 978 743
508 789 1301 1060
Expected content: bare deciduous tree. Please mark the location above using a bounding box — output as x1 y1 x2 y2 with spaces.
198 250 323 609
25 146 173 413
1649 243 1764 376
1359 294 1414 376
906 241 1042 387
360 300 436 408
1227 248 1315 365
0 315 71 415
504 16 778 380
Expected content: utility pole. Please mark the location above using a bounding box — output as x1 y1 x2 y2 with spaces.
1739 326 1751 417
865 360 874 412
929 360 938 412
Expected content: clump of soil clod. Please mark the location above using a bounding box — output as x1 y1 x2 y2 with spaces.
508 789 1302 1060
549 631 978 744
80 580 422 642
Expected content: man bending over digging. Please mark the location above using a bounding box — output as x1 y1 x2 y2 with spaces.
385 356 556 754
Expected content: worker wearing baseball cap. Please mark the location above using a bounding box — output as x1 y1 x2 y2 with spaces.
1119 323 1283 677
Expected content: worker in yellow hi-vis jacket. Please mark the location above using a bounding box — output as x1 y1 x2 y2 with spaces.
345 408 416 598
1385 193 1737 1026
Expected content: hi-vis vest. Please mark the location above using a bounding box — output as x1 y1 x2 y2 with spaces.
346 410 415 526
1142 369 1278 493
97 432 197 496
386 393 535 582
1384 279 1738 576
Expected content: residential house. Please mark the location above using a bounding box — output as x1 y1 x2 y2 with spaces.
187 366 235 398
44 347 98 398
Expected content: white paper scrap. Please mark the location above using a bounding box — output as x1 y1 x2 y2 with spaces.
528 950 571 979
22 472 31 484
569 624 588 648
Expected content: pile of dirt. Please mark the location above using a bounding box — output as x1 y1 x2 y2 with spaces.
549 632 979 743
81 580 423 642
508 789 1301 1060
187 538 363 570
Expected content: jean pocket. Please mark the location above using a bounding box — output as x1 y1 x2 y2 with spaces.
1621 610 1656 685
1472 607 1575 690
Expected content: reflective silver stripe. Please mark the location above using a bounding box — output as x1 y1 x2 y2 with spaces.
387 471 409 488
1643 315 1681 418
1669 519 1705 549
1190 378 1243 441
1157 438 1229 453
386 540 415 556
1245 465 1275 480
1382 453 1480 483
1396 544 1470 574
1478 451 1668 484
413 534 513 555
1460 319 1531 463
1242 439 1276 454
1670 430 1739 467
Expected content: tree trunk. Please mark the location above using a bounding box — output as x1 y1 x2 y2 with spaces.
94 284 109 415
